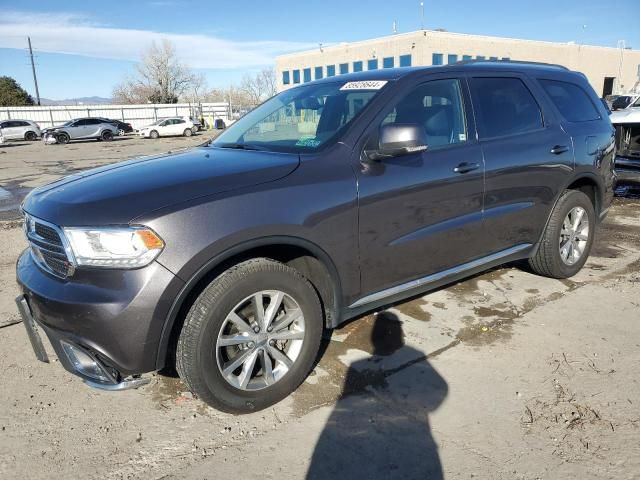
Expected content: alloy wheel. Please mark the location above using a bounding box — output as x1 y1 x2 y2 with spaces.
559 206 589 265
215 290 306 391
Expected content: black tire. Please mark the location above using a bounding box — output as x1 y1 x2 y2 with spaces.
56 132 70 144
528 190 595 278
24 131 37 141
176 258 323 413
101 130 114 141
183 128 193 137
149 130 159 139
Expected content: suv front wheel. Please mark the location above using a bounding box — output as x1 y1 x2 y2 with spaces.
176 258 323 413
529 189 595 278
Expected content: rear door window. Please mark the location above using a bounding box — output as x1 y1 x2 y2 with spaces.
469 77 543 139
539 79 600 122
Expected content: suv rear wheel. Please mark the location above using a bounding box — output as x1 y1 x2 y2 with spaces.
529 189 595 278
176 258 323 413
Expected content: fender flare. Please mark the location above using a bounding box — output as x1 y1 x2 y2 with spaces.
530 171 604 257
154 235 343 370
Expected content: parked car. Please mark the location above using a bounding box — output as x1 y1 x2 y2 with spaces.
96 118 134 136
0 119 41 141
611 106 640 186
42 118 118 144
137 117 197 138
16 62 615 413
611 94 639 111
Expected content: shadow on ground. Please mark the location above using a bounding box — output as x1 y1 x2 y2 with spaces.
306 312 448 480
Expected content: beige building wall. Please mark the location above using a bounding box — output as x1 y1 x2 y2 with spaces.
276 30 640 96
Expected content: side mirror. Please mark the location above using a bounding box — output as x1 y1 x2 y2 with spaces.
366 124 428 161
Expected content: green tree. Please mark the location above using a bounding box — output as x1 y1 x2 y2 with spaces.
0 76 35 106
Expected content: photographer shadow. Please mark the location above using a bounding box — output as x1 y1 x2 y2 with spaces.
307 311 448 480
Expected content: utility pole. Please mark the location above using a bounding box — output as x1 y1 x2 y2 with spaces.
28 37 41 106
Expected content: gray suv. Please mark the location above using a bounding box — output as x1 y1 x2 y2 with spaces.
42 117 118 143
16 62 615 413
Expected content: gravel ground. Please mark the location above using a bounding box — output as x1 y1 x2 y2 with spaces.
0 136 638 479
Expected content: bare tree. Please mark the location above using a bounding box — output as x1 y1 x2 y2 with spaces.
239 68 277 105
184 72 208 104
112 39 196 104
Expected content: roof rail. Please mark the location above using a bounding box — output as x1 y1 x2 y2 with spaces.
454 59 569 70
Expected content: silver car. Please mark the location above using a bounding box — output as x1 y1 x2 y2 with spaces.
42 118 118 144
0 119 41 141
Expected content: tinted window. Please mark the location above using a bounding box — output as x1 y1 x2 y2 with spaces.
0 122 8 128
17 121 30 127
381 78 467 149
470 77 543 138
74 119 89 126
539 79 600 122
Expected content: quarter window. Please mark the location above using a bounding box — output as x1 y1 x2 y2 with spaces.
399 54 412 67
470 77 543 138
539 79 601 122
381 78 468 149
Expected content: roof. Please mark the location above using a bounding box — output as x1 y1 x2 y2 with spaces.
307 60 575 86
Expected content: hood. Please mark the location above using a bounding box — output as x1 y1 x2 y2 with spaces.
610 109 640 125
23 146 299 225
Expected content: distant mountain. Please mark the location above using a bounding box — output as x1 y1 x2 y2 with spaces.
39 96 112 106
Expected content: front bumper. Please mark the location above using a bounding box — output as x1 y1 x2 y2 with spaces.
16 248 184 384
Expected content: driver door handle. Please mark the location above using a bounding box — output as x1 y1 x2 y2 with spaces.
550 145 569 155
454 162 480 174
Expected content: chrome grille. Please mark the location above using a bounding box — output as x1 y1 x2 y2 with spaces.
24 214 75 278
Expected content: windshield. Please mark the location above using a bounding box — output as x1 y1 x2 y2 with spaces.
212 81 388 152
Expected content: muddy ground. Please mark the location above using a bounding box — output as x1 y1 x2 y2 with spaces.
0 137 638 479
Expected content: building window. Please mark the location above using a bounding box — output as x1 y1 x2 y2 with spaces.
339 63 349 74
432 53 443 65
383 57 394 68
476 55 486 60
502 57 510 61
490 56 498 61
353 61 363 72
315 66 323 80
368 59 378 70
462 55 472 61
303 68 311 82
282 71 290 85
447 54 458 64
399 54 412 67
292 69 300 84
327 65 336 77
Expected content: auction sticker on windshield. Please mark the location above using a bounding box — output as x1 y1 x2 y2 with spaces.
340 81 388 91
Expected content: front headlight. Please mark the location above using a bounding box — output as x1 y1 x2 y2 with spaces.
63 226 164 268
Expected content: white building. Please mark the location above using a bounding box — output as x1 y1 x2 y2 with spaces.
276 30 640 96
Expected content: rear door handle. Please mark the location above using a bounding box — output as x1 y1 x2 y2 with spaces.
550 145 569 155
453 162 480 174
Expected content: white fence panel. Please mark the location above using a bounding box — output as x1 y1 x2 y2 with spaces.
0 102 230 130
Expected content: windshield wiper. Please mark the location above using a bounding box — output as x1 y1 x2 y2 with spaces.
218 142 266 151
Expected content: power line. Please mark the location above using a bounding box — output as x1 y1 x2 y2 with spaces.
28 37 41 106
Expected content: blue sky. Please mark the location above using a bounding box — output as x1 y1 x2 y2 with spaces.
1 0 639 100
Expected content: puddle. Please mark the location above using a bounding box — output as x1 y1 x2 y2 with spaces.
0 182 32 220
394 300 431 321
